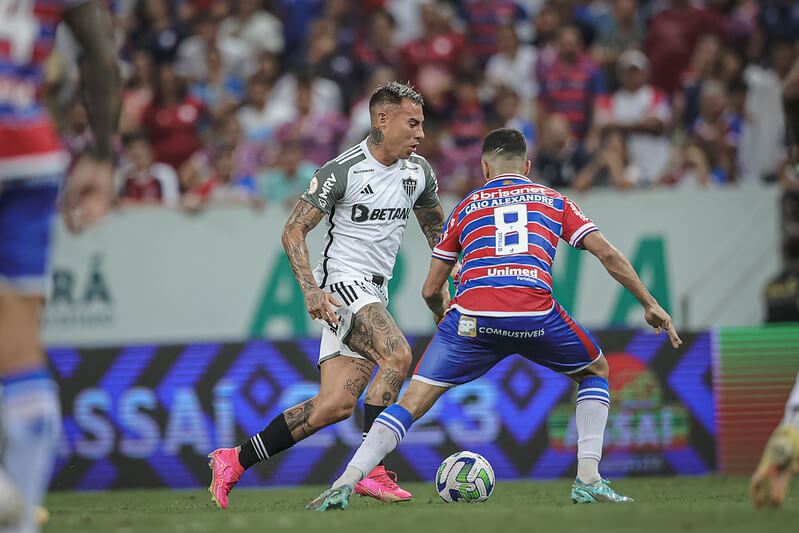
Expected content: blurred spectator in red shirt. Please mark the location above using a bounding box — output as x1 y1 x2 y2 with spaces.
645 0 727 95
183 146 261 211
401 2 464 103
176 11 254 83
120 50 155 136
485 22 539 105
180 116 263 192
142 64 206 170
538 25 605 141
591 50 671 186
118 132 180 207
459 0 528 67
354 10 401 74
273 76 348 167
218 0 285 55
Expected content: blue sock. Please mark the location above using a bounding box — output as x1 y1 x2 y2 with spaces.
577 376 610 407
335 404 414 487
374 404 413 442
2 368 61 531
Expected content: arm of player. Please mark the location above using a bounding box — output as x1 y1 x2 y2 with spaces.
415 205 452 311
64 2 121 162
421 258 456 325
282 199 343 325
414 205 446 250
582 231 682 348
61 1 121 233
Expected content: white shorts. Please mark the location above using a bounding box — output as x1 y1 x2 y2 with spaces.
317 278 389 366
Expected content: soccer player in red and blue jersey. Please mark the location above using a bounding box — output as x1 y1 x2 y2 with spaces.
0 1 119 529
308 128 682 510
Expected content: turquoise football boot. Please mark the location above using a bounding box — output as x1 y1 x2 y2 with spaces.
306 485 353 511
571 478 634 503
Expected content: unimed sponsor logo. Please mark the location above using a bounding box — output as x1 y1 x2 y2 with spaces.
487 266 538 278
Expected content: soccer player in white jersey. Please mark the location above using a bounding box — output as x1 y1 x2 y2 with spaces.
0 2 120 531
749 56 799 509
208 82 447 508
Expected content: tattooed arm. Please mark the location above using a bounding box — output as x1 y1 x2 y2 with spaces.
64 1 120 162
282 199 342 324
414 205 446 250
414 205 453 321
60 2 121 233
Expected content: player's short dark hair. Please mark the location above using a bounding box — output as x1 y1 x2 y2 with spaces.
482 128 527 160
369 81 423 113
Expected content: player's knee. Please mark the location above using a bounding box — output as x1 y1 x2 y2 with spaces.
392 343 413 372
314 395 356 425
584 354 609 379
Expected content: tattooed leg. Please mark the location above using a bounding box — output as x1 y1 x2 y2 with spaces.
345 303 413 406
282 356 376 442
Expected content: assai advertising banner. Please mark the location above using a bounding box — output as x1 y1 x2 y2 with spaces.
49 330 714 490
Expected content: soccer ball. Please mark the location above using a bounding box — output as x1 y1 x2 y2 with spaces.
435 451 495 503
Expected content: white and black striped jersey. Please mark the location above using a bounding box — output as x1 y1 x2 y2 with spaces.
301 138 440 288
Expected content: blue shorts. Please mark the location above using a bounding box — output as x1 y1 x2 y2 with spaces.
414 304 601 387
0 177 60 294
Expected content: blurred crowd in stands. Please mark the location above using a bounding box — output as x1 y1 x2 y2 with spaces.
46 0 799 210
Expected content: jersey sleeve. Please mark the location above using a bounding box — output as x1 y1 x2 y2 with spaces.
561 196 599 249
300 161 347 215
413 157 441 209
432 208 462 262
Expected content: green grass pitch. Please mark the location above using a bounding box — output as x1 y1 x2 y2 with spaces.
45 477 798 533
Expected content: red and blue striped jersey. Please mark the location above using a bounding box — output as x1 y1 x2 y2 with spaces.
0 0 85 179
432 174 598 316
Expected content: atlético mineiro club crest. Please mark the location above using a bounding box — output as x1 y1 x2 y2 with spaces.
402 176 417 197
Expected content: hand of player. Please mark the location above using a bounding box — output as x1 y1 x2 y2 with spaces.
61 155 114 234
432 284 450 325
304 287 343 325
644 304 682 348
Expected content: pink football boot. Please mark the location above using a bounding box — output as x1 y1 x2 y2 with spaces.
354 465 412 502
208 447 245 509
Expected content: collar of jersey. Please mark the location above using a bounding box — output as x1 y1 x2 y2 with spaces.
361 138 403 170
484 174 533 188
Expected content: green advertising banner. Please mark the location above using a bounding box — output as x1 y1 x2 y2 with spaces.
43 187 781 345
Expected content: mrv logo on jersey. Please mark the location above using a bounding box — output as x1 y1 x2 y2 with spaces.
351 204 411 222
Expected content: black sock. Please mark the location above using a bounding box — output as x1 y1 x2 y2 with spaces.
238 413 295 470
364 403 386 467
